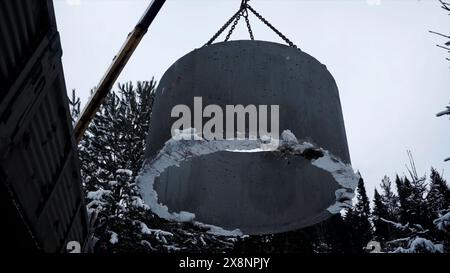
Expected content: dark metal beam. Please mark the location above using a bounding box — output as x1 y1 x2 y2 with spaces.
74 0 166 143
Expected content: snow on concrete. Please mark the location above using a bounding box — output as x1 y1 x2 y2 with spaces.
326 189 354 214
311 152 359 190
137 128 358 235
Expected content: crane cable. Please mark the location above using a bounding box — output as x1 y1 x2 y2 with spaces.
204 0 298 49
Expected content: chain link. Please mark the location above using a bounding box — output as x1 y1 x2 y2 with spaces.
224 12 242 42
204 9 242 46
246 5 297 48
204 0 298 49
243 10 254 40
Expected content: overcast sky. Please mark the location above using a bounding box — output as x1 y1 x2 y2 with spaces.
54 0 450 198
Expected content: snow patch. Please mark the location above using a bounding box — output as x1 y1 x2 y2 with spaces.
87 189 112 200
138 221 174 237
434 211 450 231
311 153 359 190
393 237 444 253
195 222 243 237
131 196 150 210
116 169 133 176
140 240 155 250
164 245 181 252
326 189 354 214
172 128 203 141
109 231 119 244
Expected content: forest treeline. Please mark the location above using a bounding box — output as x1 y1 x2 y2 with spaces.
69 81 450 253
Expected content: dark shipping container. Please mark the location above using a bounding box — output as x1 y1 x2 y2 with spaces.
0 0 89 252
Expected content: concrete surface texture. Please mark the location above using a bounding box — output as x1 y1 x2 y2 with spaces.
143 40 351 234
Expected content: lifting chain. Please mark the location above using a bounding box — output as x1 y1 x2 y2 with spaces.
246 5 296 48
243 8 254 40
224 10 243 42
204 0 298 49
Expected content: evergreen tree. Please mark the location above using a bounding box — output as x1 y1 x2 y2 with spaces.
234 214 351 254
315 214 352 253
405 152 433 228
71 81 237 253
384 168 449 253
75 81 157 252
355 176 372 219
372 177 401 245
396 175 413 224
382 176 400 240
380 176 399 220
345 176 372 252
397 175 429 228
428 168 450 217
372 189 389 242
410 180 431 228
68 81 450 253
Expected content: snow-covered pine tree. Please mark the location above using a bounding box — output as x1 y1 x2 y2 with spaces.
396 175 414 225
427 168 450 251
380 176 399 220
372 178 398 244
68 82 450 253
405 153 433 229
372 189 389 241
73 81 157 252
380 167 449 253
372 176 403 245
428 168 450 217
378 175 433 252
432 1 450 160
396 175 431 229
70 81 238 253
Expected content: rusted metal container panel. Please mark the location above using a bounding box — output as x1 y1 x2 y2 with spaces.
141 40 353 235
0 0 89 252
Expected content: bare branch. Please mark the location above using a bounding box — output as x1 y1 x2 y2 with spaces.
385 237 411 245
429 30 450 39
380 218 428 236
439 0 450 11
436 44 450 51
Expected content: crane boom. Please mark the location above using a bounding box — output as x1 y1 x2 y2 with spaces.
74 0 166 143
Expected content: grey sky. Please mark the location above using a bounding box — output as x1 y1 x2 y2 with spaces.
54 0 450 198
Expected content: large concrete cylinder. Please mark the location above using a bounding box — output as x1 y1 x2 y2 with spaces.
141 40 351 235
